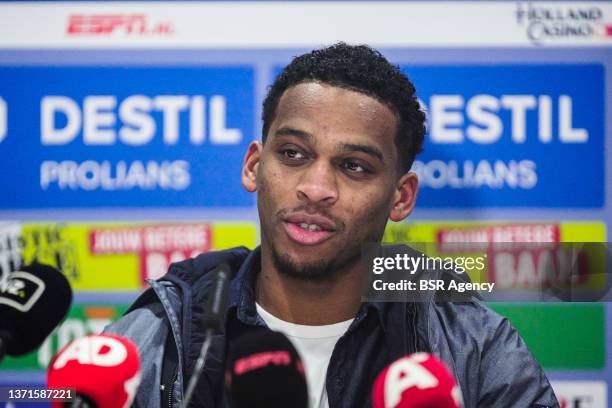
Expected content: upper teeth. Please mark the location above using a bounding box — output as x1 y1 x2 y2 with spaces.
299 222 322 231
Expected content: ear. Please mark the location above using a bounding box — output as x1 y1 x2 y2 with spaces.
389 172 419 222
241 141 263 192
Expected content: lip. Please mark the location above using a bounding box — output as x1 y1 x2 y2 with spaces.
282 213 337 246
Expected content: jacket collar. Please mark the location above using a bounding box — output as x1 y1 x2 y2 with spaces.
227 246 390 332
228 246 262 326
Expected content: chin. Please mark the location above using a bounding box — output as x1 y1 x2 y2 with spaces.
284 248 330 266
285 241 337 261
272 245 338 281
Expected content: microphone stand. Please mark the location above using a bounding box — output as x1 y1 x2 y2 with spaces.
182 328 213 407
182 264 230 408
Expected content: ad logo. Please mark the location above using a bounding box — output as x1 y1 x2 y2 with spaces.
67 14 174 36
0 271 45 312
515 2 611 44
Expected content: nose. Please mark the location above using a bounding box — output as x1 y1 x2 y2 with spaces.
296 161 338 206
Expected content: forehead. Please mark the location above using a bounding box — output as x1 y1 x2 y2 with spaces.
269 82 398 151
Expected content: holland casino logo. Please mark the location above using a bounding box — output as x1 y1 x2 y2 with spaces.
515 2 611 44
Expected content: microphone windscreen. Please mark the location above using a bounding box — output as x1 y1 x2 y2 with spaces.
202 263 231 333
0 262 72 355
372 352 463 408
47 334 141 408
226 329 308 408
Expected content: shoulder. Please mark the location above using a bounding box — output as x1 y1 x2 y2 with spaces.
430 300 505 339
164 246 252 286
105 246 253 340
427 300 532 370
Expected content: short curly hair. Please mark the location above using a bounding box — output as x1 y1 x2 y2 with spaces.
262 43 426 174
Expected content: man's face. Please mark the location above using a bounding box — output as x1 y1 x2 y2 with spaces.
242 82 417 280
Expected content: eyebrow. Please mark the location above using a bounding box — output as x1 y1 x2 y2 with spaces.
340 143 385 163
273 126 313 142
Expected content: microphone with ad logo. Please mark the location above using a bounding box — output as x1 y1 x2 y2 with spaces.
225 329 308 408
47 333 141 408
183 263 231 408
372 352 463 408
0 262 73 362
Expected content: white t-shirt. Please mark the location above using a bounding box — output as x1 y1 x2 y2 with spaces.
256 303 353 408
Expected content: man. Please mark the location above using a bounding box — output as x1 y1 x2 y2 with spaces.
106 43 558 407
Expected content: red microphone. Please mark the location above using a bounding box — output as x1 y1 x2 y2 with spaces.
372 353 463 408
47 334 141 408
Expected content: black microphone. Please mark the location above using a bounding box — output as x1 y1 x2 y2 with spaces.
183 263 231 407
0 262 73 362
225 329 308 408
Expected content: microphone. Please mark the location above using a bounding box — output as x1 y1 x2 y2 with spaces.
0 262 73 362
372 352 463 408
183 263 231 407
47 333 141 408
225 329 308 408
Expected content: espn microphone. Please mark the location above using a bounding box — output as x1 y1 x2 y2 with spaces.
372 353 463 408
0 262 73 362
225 329 308 408
183 263 231 407
47 334 141 408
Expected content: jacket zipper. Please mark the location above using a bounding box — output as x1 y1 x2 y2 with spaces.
163 370 178 408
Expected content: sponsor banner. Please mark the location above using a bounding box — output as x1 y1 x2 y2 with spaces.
0 66 254 209
362 242 612 302
0 2 610 48
383 221 607 290
384 221 607 244
550 381 608 408
382 221 606 369
0 222 257 290
404 65 604 207
0 303 129 371
491 304 605 370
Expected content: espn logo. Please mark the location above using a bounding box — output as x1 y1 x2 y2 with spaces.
66 14 173 36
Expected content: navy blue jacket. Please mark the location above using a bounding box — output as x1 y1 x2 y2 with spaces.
105 246 559 408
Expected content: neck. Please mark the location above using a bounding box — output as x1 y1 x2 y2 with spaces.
256 245 362 325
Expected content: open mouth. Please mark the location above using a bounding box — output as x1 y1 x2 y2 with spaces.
296 222 324 232
282 214 337 246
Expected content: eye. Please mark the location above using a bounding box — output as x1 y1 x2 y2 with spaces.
341 161 369 174
277 147 308 164
282 149 305 160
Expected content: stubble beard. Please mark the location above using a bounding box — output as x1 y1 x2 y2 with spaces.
267 220 387 282
269 240 360 281
257 169 388 281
